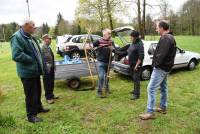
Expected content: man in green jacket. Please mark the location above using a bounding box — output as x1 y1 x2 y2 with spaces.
10 19 49 123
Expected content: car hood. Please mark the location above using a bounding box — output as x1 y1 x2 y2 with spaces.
185 51 200 58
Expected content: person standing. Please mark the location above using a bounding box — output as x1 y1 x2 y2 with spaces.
10 19 49 123
41 34 58 104
93 29 115 98
127 30 144 100
139 21 176 120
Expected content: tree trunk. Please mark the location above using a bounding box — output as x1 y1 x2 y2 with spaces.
106 0 114 30
141 0 146 39
137 0 143 38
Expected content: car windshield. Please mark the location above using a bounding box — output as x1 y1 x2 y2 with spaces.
64 36 72 43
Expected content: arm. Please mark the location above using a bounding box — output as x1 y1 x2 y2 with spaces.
10 36 33 64
134 44 144 70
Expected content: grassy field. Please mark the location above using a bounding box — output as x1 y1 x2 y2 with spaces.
0 36 200 134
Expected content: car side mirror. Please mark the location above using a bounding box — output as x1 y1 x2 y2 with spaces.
180 49 185 53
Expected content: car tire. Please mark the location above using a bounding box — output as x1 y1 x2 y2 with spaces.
141 67 152 81
67 77 81 89
71 51 81 59
188 59 196 71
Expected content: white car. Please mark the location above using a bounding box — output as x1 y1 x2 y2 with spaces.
112 27 200 80
113 41 200 80
60 34 102 58
56 34 72 56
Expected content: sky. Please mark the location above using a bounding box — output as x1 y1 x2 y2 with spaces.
0 0 188 26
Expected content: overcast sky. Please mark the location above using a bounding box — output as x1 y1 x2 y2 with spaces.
0 0 188 26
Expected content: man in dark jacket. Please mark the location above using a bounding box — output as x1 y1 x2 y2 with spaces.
93 28 115 98
139 21 176 120
10 19 49 123
128 30 144 100
41 34 58 104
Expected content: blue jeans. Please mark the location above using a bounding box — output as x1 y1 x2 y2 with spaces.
147 67 169 113
97 61 109 92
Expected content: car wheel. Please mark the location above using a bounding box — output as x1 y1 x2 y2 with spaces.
141 67 152 80
188 59 196 70
67 77 81 89
71 51 81 59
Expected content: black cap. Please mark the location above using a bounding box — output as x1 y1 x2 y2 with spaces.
130 30 140 38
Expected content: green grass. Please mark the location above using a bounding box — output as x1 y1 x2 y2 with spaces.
0 36 200 134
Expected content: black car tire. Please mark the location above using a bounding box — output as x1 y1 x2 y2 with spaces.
67 77 81 89
71 51 81 59
188 59 196 71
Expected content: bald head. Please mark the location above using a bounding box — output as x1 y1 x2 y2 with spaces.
102 28 112 40
22 18 36 34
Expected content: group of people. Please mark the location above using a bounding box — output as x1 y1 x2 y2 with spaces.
10 18 176 123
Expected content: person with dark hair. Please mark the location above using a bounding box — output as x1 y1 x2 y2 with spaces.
139 21 176 120
128 30 144 100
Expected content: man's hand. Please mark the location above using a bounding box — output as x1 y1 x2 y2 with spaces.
134 66 138 71
108 46 115 52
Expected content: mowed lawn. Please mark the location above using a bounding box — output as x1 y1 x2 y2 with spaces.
0 36 200 134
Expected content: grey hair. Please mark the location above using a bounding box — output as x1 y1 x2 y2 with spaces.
21 18 34 26
102 28 111 35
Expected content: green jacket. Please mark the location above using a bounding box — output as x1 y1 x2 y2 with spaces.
10 29 43 78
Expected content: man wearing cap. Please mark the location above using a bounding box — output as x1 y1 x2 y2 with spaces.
127 30 144 100
41 34 58 104
10 19 49 123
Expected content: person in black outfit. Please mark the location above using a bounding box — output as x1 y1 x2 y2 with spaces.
127 30 144 100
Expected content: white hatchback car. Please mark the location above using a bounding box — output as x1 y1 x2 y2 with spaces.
113 40 200 80
112 27 200 80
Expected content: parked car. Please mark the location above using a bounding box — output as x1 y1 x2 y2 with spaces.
112 27 200 80
59 34 102 58
56 34 72 56
61 34 120 59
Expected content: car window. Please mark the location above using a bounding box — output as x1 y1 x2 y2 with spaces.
72 37 81 43
79 35 92 43
148 43 157 55
64 36 72 43
92 35 102 42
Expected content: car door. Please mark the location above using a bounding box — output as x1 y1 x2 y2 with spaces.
173 47 188 69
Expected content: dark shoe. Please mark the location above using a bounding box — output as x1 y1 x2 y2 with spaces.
139 112 156 120
97 92 103 98
155 107 167 114
47 99 54 104
130 95 139 100
28 116 43 123
53 96 59 99
38 108 50 113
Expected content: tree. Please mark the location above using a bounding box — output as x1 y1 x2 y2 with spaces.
54 13 70 36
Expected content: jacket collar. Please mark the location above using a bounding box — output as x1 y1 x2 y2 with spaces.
20 28 31 39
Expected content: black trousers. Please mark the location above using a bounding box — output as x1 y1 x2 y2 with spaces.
130 66 141 97
43 69 55 100
21 77 43 117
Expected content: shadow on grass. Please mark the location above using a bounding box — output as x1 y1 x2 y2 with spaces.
55 78 97 92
